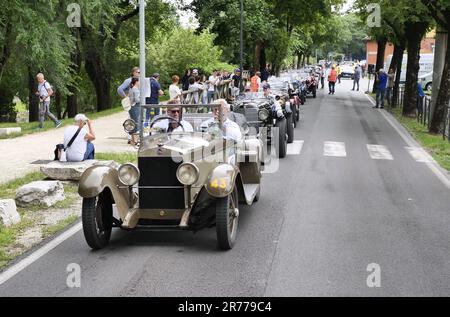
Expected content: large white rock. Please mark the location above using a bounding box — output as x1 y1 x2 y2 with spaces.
40 160 118 181
0 199 21 227
0 127 21 136
15 181 65 207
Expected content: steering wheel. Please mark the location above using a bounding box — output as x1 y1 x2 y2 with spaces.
150 115 185 132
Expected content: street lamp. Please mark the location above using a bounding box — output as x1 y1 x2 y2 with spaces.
139 0 146 140
239 0 244 93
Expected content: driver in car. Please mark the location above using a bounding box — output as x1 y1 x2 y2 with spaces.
152 99 194 133
200 99 242 143
262 83 284 118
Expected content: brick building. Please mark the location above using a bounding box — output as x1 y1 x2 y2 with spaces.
365 30 436 67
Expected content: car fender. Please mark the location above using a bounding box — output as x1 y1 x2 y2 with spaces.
205 163 239 198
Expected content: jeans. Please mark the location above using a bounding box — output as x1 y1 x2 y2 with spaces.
329 81 336 94
353 78 360 90
376 88 386 108
386 87 393 106
128 104 141 134
207 90 215 103
83 142 95 160
39 101 59 128
145 101 160 125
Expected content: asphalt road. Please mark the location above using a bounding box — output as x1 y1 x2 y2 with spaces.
1 79 450 296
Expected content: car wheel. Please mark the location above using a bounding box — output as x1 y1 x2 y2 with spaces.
286 113 294 143
82 192 113 250
216 186 239 250
312 87 317 98
275 117 287 158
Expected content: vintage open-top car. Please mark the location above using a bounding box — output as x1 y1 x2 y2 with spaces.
78 104 263 250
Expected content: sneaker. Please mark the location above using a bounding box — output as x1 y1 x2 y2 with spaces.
373 106 379 109
55 121 62 128
380 106 384 109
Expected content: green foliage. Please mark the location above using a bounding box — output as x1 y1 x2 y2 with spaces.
146 28 235 84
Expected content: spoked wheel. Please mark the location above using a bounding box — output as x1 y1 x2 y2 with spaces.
216 186 239 250
82 191 113 250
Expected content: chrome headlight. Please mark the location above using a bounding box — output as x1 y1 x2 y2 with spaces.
118 163 140 186
176 163 199 186
123 119 137 133
258 109 269 121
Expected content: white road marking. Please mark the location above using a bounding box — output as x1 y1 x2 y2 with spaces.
367 144 394 160
405 146 433 163
287 140 304 155
0 222 82 286
324 141 347 157
365 94 450 190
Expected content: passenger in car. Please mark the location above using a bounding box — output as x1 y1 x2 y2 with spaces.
200 99 242 143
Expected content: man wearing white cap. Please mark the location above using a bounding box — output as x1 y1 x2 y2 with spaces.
62 114 96 162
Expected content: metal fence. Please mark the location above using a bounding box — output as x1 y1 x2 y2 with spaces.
395 85 450 141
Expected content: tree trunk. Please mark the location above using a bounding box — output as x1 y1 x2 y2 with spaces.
259 43 266 72
0 22 12 84
297 53 302 69
430 28 447 124
67 29 81 118
85 50 111 111
28 68 39 122
391 40 406 108
403 22 428 116
55 91 62 119
254 40 262 74
429 39 450 134
372 38 387 93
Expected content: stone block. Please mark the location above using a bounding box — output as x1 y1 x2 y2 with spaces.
16 181 65 207
0 199 21 227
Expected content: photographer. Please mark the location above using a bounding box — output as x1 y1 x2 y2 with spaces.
62 114 96 162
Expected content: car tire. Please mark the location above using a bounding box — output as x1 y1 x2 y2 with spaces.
312 87 317 98
82 192 113 250
275 117 287 158
286 113 294 143
215 186 239 250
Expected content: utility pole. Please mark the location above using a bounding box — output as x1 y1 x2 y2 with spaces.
139 0 146 140
239 0 244 93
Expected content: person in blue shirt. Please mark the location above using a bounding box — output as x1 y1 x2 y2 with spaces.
417 81 425 116
374 69 388 109
145 73 165 127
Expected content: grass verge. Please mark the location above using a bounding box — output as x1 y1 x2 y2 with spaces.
96 152 137 164
387 106 450 171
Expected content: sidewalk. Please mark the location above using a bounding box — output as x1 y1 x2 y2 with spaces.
0 111 134 184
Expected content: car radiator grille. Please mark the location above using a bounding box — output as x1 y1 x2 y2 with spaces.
235 106 259 124
138 157 185 209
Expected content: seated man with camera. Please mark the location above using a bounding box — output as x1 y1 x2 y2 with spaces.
57 114 96 162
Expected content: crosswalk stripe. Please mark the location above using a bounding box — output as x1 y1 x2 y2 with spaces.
287 140 304 155
366 144 394 160
405 146 433 163
324 141 346 157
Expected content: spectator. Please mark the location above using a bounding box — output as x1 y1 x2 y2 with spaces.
145 73 164 126
320 66 325 90
230 68 242 98
352 65 362 91
221 70 231 80
336 63 342 84
386 68 395 106
128 78 141 147
181 69 191 91
35 73 61 129
169 75 182 101
328 66 338 95
188 76 203 104
374 69 388 109
417 81 425 117
261 65 270 82
250 71 261 93
63 114 95 162
208 70 220 103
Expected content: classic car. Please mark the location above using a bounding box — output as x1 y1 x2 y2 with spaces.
78 104 263 250
232 91 292 158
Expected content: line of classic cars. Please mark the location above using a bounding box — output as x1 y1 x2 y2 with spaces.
78 71 312 251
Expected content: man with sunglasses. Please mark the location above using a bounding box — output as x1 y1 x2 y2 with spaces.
152 100 194 133
200 99 242 143
117 67 151 100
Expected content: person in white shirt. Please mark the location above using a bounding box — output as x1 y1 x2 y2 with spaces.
63 114 96 162
207 70 220 103
169 75 182 101
201 99 242 143
152 101 194 133
35 73 61 129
